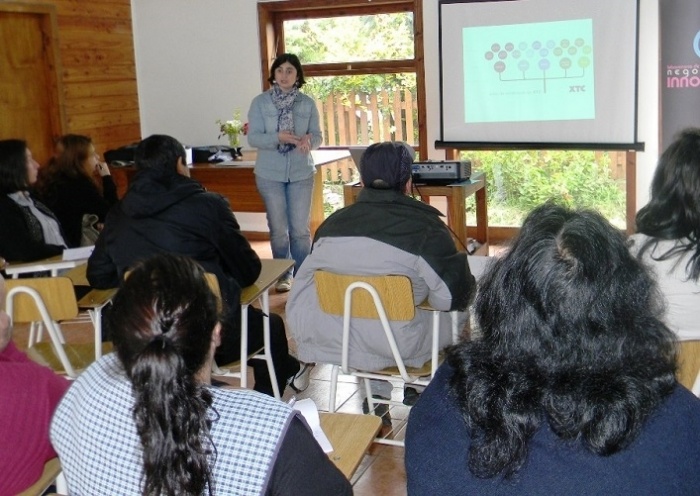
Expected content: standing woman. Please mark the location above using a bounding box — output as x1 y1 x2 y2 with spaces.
629 127 700 340
247 53 322 292
0 139 67 262
36 134 118 247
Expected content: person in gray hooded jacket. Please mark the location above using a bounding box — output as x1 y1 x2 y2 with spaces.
287 141 476 403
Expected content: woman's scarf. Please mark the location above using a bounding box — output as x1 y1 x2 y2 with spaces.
271 84 299 154
8 191 67 247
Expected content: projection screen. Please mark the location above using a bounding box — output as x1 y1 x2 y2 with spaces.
437 0 642 150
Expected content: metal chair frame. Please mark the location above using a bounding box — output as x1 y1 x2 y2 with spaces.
315 271 457 446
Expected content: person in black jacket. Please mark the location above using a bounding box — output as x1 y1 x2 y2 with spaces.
87 134 307 396
0 139 67 263
35 134 118 247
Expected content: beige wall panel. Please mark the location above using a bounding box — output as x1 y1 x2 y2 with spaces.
64 94 139 115
1 0 140 161
67 109 140 131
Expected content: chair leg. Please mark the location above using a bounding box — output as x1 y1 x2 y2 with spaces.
239 304 249 388
55 322 66 344
265 352 281 399
431 310 440 378
261 291 281 399
374 437 405 447
28 321 38 347
363 378 374 411
45 321 77 378
88 307 103 359
211 360 227 375
56 471 68 494
36 322 46 344
451 310 459 343
329 365 340 413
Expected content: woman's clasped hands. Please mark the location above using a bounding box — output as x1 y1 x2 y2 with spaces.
277 131 312 153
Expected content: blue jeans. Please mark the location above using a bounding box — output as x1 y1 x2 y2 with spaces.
255 175 314 278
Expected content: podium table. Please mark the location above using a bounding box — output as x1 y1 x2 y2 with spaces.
343 171 489 254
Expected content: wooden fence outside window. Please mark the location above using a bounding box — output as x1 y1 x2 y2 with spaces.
315 89 418 183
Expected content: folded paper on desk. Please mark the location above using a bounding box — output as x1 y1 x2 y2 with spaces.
209 149 234 162
293 398 333 453
62 245 94 261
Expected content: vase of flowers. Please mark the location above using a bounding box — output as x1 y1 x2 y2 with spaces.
217 110 245 159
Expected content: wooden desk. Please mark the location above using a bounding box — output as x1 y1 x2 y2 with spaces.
8 261 116 360
343 172 489 254
320 412 382 479
238 258 295 398
110 149 351 235
77 286 118 359
5 254 89 279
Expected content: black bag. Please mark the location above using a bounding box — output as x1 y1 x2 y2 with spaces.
192 145 235 163
104 143 138 165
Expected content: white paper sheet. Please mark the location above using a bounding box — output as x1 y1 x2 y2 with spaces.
292 398 334 453
62 245 94 261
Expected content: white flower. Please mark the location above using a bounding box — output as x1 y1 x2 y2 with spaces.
217 109 244 142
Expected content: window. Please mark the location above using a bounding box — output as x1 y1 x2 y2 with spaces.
258 0 425 154
259 1 633 234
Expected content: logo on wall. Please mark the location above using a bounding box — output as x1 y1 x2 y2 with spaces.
666 29 700 89
660 1 700 150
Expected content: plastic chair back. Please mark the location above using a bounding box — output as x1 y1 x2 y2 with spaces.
678 339 700 395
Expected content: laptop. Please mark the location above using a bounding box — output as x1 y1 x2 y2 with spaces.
348 145 369 169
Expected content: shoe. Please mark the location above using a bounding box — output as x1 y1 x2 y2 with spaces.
287 362 314 393
403 386 421 406
362 396 392 427
275 277 292 293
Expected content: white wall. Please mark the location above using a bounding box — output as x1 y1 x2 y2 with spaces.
131 0 660 225
635 0 660 209
131 0 266 229
131 0 263 147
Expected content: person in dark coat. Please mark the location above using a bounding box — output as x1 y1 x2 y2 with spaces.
0 139 66 262
87 134 306 396
406 203 700 495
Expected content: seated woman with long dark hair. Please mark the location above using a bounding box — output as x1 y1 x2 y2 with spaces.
51 254 351 495
35 134 118 247
630 127 700 340
405 203 700 495
0 139 66 262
